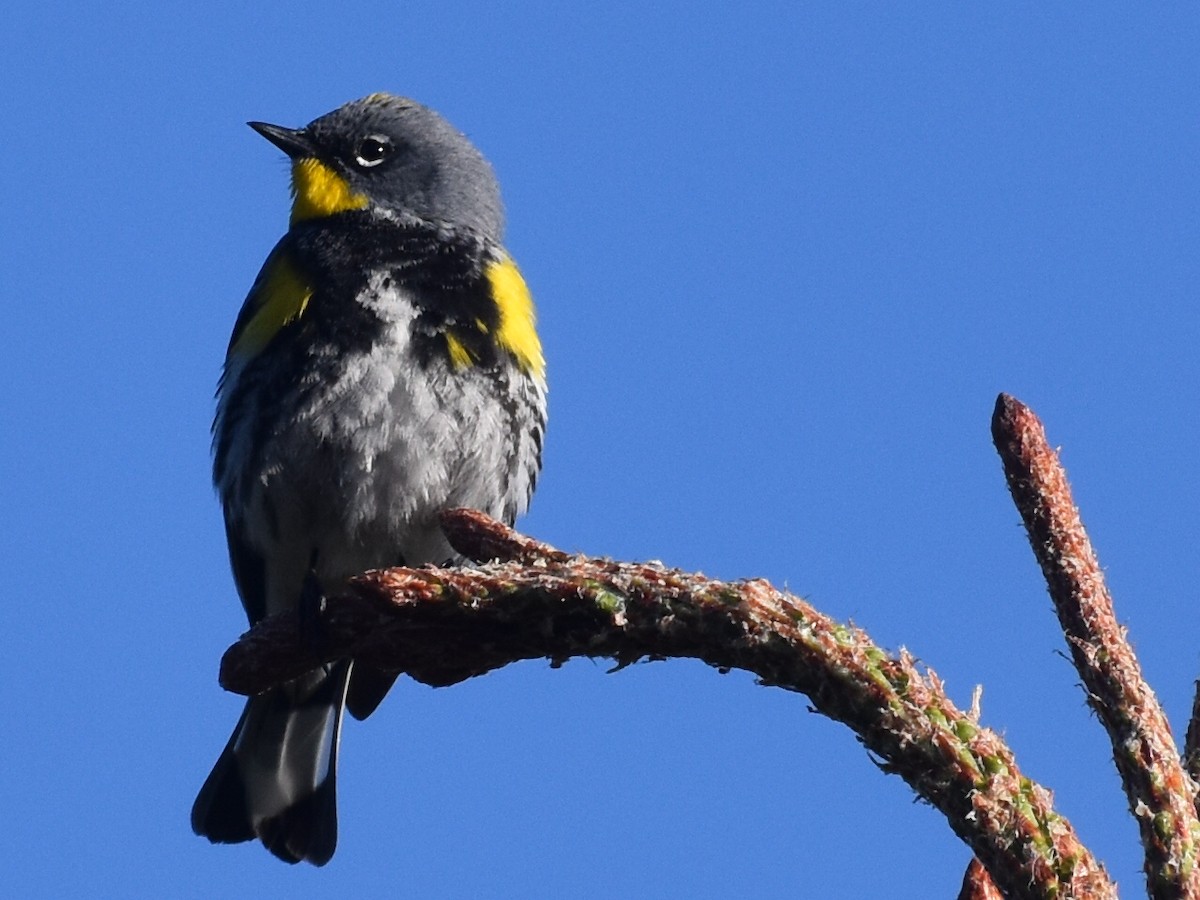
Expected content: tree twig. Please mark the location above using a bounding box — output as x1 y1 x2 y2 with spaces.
220 509 1113 899
992 393 1200 899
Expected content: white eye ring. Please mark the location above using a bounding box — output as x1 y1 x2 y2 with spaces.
355 134 392 167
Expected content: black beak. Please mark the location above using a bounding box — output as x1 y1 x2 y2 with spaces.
248 121 317 159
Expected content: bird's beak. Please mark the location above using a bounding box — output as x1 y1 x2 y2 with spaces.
248 121 317 159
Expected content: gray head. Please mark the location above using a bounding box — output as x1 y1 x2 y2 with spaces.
249 93 504 241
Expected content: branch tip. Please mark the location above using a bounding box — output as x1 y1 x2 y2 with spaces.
992 393 1200 899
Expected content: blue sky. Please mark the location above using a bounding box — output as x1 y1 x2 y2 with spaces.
4 3 1199 897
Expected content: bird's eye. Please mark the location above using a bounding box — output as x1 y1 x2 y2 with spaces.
354 135 392 167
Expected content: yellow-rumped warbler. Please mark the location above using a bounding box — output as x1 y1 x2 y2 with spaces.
191 93 546 866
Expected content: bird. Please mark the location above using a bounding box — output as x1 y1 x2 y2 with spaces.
191 93 546 866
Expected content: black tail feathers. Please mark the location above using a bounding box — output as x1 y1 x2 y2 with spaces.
191 661 351 866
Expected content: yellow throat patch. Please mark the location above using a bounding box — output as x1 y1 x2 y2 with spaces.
290 158 367 224
230 255 313 358
486 257 545 378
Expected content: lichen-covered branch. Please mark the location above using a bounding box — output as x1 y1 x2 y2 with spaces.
992 393 1200 899
220 509 1113 899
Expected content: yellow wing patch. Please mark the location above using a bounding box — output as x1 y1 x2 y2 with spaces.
290 158 367 224
486 257 545 378
230 256 313 359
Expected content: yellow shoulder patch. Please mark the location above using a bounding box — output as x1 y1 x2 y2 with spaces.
444 333 476 369
230 255 313 359
290 158 367 224
486 256 545 378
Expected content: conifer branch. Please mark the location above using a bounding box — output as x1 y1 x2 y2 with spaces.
220 509 1113 899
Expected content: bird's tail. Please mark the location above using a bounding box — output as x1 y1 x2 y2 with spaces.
191 660 352 866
